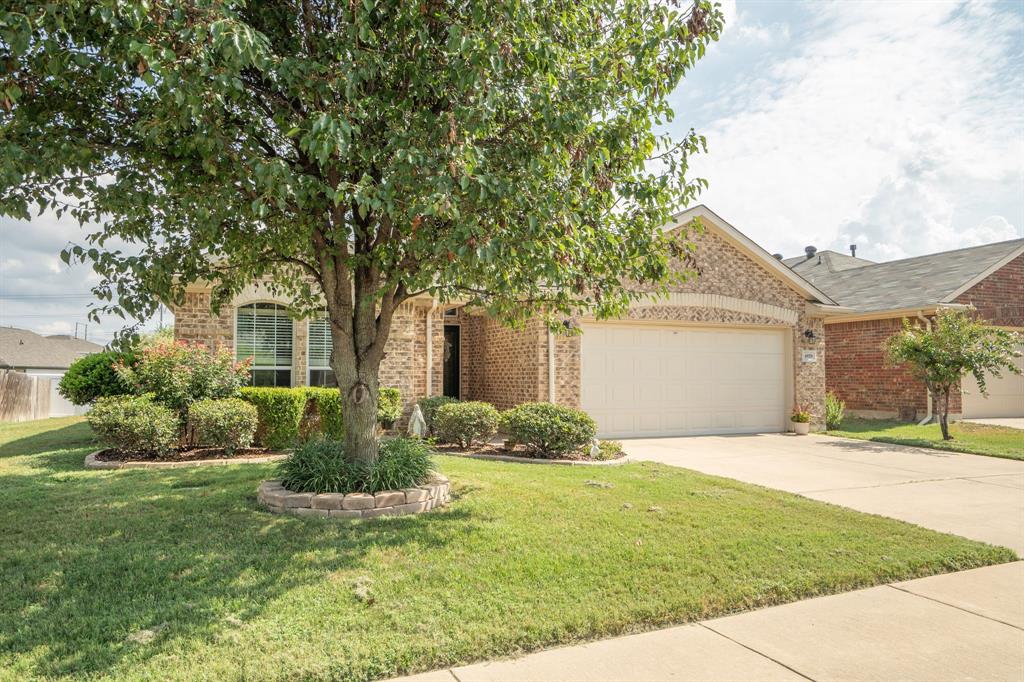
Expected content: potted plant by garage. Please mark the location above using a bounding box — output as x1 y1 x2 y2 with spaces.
790 406 812 435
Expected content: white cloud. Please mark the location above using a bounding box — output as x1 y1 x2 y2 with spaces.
682 0 1024 261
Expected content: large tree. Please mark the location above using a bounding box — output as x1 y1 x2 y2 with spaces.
1 0 722 462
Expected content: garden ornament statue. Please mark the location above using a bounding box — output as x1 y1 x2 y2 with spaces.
590 437 601 459
408 404 426 438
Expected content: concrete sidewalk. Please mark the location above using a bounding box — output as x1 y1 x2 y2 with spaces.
392 563 1024 682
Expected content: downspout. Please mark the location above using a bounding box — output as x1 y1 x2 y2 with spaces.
547 329 556 402
426 303 437 396
916 311 933 425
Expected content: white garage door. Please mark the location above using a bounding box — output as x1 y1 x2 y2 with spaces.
961 343 1024 419
581 324 788 438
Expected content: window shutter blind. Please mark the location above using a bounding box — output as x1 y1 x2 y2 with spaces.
308 317 332 369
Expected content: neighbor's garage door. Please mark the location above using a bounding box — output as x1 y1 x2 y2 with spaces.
580 323 788 438
961 343 1024 418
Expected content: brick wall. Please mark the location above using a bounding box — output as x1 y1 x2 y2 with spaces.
825 316 961 420
954 254 1024 327
462 314 547 409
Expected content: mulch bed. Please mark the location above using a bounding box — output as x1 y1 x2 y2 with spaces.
435 442 625 463
94 446 280 463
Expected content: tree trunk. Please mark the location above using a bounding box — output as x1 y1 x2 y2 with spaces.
938 387 952 441
332 350 382 466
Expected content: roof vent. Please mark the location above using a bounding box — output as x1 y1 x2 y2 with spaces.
772 253 783 261
849 244 857 258
804 245 817 260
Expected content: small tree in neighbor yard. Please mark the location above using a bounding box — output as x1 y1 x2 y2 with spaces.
886 309 1021 441
0 0 722 464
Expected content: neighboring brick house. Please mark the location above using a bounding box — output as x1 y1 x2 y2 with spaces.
785 239 1024 421
173 205 841 436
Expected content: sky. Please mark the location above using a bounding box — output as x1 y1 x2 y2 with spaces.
1 0 1022 344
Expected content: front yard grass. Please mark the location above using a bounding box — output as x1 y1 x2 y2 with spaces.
1 417 1016 681
829 418 1023 461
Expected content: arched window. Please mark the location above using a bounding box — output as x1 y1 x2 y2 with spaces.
307 315 337 387
236 303 293 387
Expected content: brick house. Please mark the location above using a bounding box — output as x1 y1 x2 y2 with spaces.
173 205 841 436
785 239 1024 421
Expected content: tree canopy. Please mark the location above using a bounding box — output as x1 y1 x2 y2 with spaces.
1 0 723 461
887 308 1021 440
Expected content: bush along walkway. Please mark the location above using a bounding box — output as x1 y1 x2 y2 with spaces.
0 418 1015 681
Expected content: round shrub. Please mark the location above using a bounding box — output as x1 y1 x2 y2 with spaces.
367 437 436 493
377 387 403 427
58 350 135 405
239 387 307 449
188 398 259 454
278 438 360 494
434 401 499 447
87 395 178 456
417 395 459 434
501 402 596 458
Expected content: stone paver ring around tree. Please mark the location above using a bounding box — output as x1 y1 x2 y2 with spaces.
256 476 451 519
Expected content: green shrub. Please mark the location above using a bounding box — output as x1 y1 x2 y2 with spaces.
278 437 435 494
240 387 307 449
825 391 846 429
114 339 249 416
377 387 402 427
594 440 624 461
278 438 360 494
58 350 135 405
501 402 596 457
366 437 436 493
188 398 259 454
417 395 459 434
434 401 499 447
303 387 345 440
87 395 178 456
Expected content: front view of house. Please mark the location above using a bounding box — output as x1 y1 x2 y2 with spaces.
173 206 840 435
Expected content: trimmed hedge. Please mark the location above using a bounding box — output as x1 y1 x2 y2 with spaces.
87 394 178 456
434 401 499 447
188 398 259 454
240 386 403 448
239 388 307 449
58 350 135 405
501 402 596 458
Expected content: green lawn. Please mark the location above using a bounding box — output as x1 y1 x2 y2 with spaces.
0 418 1015 681
829 418 1024 461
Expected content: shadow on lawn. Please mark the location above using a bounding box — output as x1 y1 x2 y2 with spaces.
0 421 95 459
0 458 476 678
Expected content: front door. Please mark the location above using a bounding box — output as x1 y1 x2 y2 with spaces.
443 325 461 398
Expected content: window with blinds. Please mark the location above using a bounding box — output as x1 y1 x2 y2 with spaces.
236 302 293 387
307 316 337 387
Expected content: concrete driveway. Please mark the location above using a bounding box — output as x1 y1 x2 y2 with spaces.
964 417 1024 430
622 433 1024 552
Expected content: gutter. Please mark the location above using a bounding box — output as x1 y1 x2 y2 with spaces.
916 311 933 426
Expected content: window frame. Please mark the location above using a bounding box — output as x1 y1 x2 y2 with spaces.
234 301 294 387
306 313 336 387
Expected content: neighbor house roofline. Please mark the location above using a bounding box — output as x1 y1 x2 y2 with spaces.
940 241 1024 303
666 205 840 306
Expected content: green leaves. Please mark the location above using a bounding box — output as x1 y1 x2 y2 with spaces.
0 0 723 335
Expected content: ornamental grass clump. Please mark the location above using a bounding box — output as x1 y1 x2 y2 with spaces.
433 401 499 447
501 402 596 458
278 437 436 494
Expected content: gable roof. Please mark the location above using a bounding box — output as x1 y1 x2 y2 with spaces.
0 327 104 370
666 205 839 306
783 238 1024 313
783 250 876 277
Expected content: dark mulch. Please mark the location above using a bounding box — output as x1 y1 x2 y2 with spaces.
94 446 281 463
434 442 624 462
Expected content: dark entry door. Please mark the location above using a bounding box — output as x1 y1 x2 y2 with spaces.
443 325 460 398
